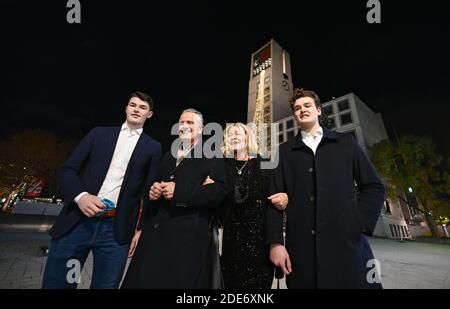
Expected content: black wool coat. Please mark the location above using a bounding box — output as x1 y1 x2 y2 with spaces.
122 143 228 288
267 128 385 289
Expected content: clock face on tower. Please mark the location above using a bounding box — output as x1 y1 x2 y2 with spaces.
282 80 289 91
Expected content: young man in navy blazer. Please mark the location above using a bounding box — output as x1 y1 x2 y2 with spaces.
42 91 161 289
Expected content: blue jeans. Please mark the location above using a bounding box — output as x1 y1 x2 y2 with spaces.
42 217 129 289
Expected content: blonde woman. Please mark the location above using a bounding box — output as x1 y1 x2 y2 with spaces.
207 123 273 289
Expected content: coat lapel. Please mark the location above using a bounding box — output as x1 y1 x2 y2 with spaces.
99 127 121 188
121 134 148 189
291 127 338 151
170 142 202 174
291 132 308 151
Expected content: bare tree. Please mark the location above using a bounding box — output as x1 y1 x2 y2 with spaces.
0 130 76 211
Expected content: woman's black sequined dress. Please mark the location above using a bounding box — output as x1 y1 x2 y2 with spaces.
220 157 273 289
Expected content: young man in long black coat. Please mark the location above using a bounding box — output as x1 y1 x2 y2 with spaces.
267 88 385 289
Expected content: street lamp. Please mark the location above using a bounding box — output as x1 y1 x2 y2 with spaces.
408 187 413 193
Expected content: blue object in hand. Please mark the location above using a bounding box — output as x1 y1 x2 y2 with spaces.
96 197 116 217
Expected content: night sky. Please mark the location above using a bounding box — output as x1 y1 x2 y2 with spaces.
1 1 449 156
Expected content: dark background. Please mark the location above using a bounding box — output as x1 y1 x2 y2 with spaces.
1 1 449 155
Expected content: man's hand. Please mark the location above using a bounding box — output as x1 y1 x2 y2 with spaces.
161 181 176 200
268 193 289 210
128 229 142 257
149 182 163 200
203 176 215 186
77 194 106 217
270 244 292 275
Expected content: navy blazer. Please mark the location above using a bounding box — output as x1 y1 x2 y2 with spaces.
49 126 161 245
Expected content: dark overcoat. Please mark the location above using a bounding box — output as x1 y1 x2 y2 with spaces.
267 128 385 288
122 143 228 288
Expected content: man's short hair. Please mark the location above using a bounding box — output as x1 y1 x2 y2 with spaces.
289 88 322 109
128 91 154 111
181 108 204 127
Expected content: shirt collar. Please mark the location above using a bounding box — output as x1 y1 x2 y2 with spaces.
300 126 323 140
122 123 143 136
180 138 201 154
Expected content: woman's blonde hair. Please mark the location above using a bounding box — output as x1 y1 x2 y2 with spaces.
222 122 259 158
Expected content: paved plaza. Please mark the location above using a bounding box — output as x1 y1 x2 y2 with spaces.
1 214 449 289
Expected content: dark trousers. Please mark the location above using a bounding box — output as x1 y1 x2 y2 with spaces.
42 217 129 289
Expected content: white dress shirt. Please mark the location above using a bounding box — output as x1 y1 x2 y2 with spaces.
300 127 324 155
74 123 142 205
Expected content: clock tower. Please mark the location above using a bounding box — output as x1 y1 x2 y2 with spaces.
247 39 294 153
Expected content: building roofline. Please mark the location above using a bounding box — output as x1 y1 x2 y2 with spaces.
322 92 379 114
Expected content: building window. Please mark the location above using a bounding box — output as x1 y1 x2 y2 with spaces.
264 76 270 85
395 225 400 237
384 199 391 214
286 130 295 141
278 133 284 144
264 106 270 115
264 86 270 95
338 99 350 112
256 82 260 91
326 117 336 130
278 122 284 132
264 114 271 123
340 112 353 125
264 94 270 103
322 105 333 116
286 119 294 130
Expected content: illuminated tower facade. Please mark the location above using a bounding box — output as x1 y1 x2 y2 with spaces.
247 39 293 151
